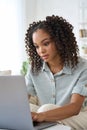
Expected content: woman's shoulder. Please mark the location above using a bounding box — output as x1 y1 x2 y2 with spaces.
78 57 87 64
26 64 32 75
77 56 87 70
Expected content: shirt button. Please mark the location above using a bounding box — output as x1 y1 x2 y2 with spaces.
51 79 55 82
52 94 55 98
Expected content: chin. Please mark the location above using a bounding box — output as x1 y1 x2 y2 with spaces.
43 59 49 62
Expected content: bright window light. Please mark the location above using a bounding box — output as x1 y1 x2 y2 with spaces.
0 0 26 74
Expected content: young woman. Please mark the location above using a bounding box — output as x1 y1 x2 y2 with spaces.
25 15 87 129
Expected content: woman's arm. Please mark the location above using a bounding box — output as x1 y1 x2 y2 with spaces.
32 93 85 122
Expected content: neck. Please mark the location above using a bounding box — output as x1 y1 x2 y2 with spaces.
47 59 63 74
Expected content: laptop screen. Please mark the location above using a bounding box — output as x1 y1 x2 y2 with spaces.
0 75 34 130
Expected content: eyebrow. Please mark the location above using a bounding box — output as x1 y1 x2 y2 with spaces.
33 37 51 45
41 38 51 42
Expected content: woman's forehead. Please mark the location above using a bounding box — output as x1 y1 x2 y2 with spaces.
32 29 50 43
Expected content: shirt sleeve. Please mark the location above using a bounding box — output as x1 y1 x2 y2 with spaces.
72 69 87 96
25 67 37 96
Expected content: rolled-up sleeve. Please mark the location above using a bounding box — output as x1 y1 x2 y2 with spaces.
72 69 87 96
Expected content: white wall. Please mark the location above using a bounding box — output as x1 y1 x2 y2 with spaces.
26 0 80 43
0 0 27 74
25 0 37 28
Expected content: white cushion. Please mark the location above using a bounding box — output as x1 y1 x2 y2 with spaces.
0 70 11 75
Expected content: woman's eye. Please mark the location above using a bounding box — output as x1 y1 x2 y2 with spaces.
44 41 50 46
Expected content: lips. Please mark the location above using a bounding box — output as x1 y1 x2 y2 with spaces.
41 55 49 60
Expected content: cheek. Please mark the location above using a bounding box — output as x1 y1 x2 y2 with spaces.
36 49 39 54
49 45 57 52
52 45 58 52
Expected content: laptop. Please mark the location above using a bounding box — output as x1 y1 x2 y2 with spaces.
0 75 57 130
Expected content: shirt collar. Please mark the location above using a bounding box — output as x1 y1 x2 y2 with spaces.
42 62 49 71
42 62 72 75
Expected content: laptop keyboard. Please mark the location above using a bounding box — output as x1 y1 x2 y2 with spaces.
33 121 57 130
33 121 40 126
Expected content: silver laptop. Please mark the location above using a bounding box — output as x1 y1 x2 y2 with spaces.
0 75 57 130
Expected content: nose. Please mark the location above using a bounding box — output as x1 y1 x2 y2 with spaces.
38 46 45 54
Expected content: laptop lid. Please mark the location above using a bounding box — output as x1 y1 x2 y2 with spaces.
0 75 34 130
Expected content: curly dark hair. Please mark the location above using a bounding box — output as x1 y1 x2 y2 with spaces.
25 15 79 74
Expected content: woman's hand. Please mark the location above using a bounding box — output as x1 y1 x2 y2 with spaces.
31 112 46 122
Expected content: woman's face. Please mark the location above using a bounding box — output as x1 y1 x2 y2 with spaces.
32 29 59 64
